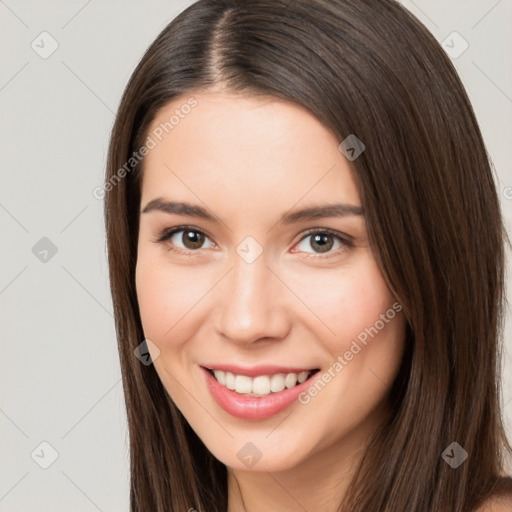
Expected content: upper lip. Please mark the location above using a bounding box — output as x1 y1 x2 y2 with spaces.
202 364 319 377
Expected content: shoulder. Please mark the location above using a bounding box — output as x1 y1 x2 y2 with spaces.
474 493 512 512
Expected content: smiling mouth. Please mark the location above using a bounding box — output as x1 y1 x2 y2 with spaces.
205 368 320 397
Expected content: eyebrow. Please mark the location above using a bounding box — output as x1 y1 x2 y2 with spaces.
141 197 364 224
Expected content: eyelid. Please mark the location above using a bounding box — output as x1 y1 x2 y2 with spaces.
152 225 216 246
297 227 354 246
292 228 354 258
152 225 354 258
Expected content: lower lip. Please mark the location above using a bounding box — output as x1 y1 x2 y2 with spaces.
201 367 318 421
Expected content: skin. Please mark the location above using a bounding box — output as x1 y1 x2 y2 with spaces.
135 91 407 511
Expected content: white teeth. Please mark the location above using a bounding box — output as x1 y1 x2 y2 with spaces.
234 375 252 394
297 371 309 383
270 373 286 393
213 369 226 386
252 375 271 395
211 369 313 396
284 373 297 388
225 371 235 390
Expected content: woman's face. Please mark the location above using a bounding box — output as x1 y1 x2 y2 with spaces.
135 91 406 472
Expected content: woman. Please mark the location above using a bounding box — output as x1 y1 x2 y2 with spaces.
103 0 512 510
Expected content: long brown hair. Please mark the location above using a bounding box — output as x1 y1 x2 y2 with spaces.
104 0 512 510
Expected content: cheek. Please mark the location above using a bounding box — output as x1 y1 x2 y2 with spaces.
135 256 195 342
296 256 396 353
135 259 207 397
135 250 222 354
135 260 164 338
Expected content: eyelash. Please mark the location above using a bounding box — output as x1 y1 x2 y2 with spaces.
152 225 355 260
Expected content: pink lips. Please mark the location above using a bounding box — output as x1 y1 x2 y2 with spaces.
201 366 319 421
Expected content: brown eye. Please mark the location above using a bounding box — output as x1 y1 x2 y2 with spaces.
297 232 339 254
181 230 205 250
294 229 352 258
309 233 334 253
154 226 216 254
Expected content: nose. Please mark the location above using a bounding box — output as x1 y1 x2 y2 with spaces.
214 252 291 346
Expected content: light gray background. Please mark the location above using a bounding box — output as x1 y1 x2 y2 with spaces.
0 1 511 511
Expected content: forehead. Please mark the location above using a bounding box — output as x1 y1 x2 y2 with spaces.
140 91 361 216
